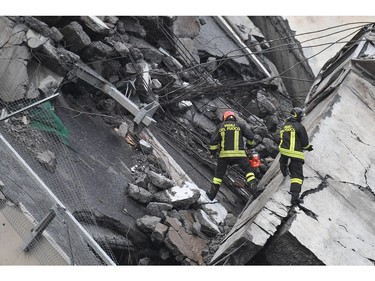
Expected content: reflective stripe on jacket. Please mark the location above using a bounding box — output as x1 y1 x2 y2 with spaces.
278 118 310 160
209 120 254 158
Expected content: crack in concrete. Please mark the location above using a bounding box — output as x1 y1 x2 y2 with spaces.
336 240 347 249
350 130 370 146
339 224 348 232
301 172 332 199
298 205 319 221
253 221 273 236
338 180 375 201
333 131 367 168
310 162 369 207
263 206 285 220
285 171 333 221
363 164 375 198
364 166 369 185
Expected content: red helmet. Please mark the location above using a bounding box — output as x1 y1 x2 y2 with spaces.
223 111 235 121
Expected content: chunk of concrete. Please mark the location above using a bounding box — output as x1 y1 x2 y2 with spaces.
148 171 175 190
60 21 91 53
135 215 161 233
151 223 169 245
194 210 220 237
127 183 154 204
36 150 57 173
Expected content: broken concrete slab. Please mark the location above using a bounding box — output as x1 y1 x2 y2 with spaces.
225 16 267 47
172 16 201 39
164 227 195 262
127 183 154 204
146 202 173 217
213 55 375 265
118 17 146 38
163 216 207 265
0 21 31 103
80 41 114 62
23 16 57 41
178 210 195 235
103 16 119 27
147 171 175 190
0 45 30 102
134 173 149 189
164 216 183 230
129 36 164 64
151 222 168 245
167 183 201 209
129 47 144 62
153 190 172 204
137 61 153 94
194 210 220 237
135 215 161 233
80 16 111 38
60 21 91 53
35 40 80 76
104 37 130 57
26 29 48 49
193 16 250 66
49 27 63 43
175 37 201 65
200 197 228 225
257 90 278 117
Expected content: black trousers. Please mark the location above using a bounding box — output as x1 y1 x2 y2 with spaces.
213 157 254 185
279 155 304 195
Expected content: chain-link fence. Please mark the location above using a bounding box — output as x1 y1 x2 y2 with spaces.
0 105 117 265
0 18 117 264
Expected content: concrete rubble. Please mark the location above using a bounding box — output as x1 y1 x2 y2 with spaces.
2 15 369 266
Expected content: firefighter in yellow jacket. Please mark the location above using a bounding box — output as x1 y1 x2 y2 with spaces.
206 110 259 200
279 107 313 205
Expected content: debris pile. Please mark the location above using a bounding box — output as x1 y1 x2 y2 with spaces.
0 15 314 265
127 151 233 264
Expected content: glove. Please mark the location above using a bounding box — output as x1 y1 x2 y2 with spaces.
245 141 254 149
306 145 313 151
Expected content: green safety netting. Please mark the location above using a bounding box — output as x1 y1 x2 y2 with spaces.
29 101 69 145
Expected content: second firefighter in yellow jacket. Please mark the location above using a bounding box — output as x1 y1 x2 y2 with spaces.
279 107 313 205
206 110 261 200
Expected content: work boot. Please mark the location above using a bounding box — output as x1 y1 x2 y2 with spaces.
246 180 264 198
291 193 304 205
206 185 219 201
